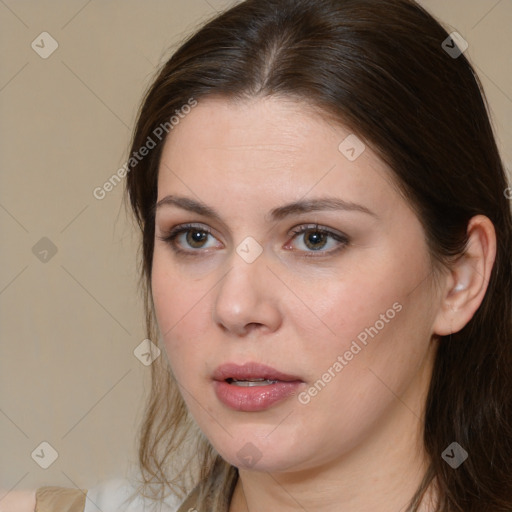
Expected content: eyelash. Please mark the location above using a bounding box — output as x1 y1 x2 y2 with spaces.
157 223 349 258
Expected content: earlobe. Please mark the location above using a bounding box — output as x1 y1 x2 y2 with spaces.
432 215 496 337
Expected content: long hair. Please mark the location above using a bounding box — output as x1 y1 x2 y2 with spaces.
124 0 512 510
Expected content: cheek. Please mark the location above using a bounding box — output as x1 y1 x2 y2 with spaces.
288 281 434 459
151 257 196 347
290 246 434 389
286 263 412 354
300 271 434 418
151 252 219 386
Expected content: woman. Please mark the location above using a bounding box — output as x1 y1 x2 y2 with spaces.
9 0 512 510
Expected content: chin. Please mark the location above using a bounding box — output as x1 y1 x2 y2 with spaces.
222 448 303 473
205 428 315 473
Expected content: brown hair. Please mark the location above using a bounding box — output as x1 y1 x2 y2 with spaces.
124 0 512 510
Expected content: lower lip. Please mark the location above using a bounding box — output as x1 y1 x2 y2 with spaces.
213 380 303 412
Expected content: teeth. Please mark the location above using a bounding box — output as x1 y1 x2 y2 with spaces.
229 378 278 387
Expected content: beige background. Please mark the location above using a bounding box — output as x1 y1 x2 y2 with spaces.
0 0 510 495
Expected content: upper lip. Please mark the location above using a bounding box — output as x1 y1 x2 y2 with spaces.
212 362 303 382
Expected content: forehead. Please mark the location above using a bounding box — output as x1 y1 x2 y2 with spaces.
156 95 399 213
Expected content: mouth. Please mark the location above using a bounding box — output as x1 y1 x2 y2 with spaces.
225 377 279 387
212 362 304 412
213 361 303 384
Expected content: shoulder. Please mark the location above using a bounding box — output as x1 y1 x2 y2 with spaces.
0 489 36 512
2 479 185 512
85 478 183 512
1 487 86 512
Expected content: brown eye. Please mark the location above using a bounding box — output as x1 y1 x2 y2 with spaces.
157 223 221 255
303 230 329 250
287 224 349 255
186 229 209 248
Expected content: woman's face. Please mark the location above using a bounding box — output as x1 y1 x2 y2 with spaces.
152 96 441 473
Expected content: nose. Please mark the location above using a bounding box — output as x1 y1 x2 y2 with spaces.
211 248 282 337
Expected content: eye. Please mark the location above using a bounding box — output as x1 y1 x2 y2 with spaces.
157 223 221 255
285 224 349 255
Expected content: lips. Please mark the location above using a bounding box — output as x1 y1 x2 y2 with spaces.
212 362 303 383
212 362 304 412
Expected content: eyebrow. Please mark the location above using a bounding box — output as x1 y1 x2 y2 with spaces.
153 194 376 221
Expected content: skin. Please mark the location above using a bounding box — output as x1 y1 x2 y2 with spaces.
0 490 35 512
151 95 496 512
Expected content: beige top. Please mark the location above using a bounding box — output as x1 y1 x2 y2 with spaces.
35 487 87 512
35 483 201 512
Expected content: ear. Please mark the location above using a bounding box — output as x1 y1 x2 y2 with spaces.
432 215 497 336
